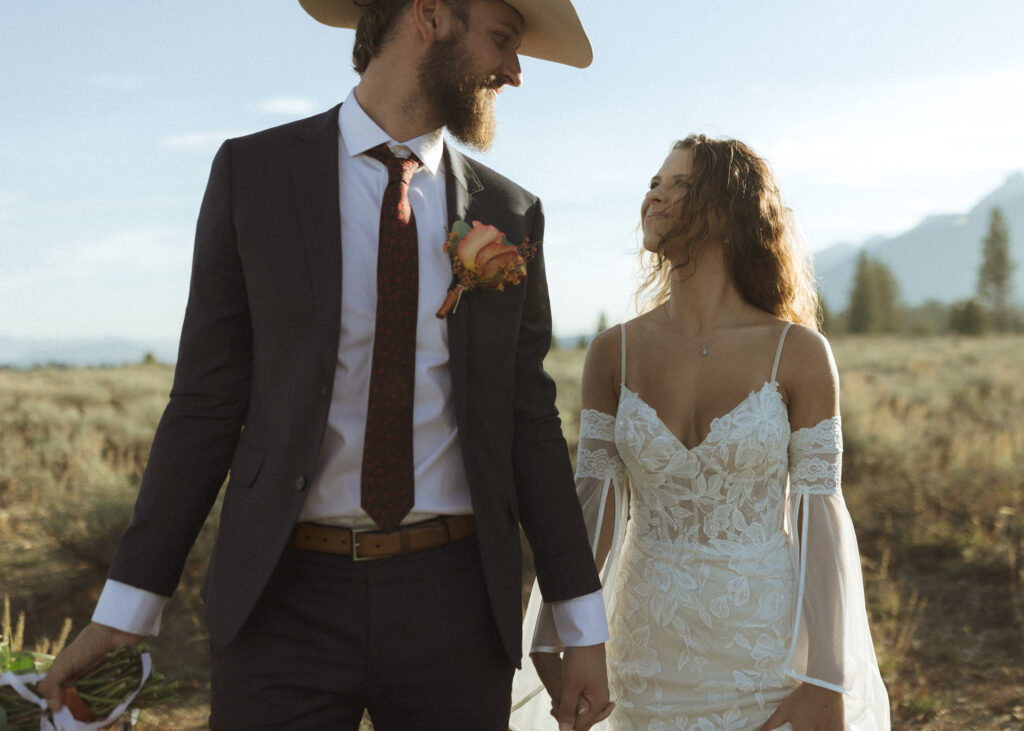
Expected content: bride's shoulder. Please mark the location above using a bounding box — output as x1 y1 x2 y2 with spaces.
780 323 835 372
584 323 624 377
777 323 839 423
586 311 657 367
582 323 628 410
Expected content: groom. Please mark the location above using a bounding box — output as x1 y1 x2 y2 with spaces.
41 0 611 729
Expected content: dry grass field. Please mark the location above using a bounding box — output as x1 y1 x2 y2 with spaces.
2 335 1022 729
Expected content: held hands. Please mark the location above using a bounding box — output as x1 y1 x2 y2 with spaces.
38 622 144 711
759 682 844 731
531 645 615 730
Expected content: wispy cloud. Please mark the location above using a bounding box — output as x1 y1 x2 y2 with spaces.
766 67 1024 185
89 73 145 91
759 67 1024 246
159 130 246 152
0 191 25 221
256 96 320 117
49 227 192 276
2 227 194 339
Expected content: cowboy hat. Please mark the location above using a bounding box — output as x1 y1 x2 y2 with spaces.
298 0 593 68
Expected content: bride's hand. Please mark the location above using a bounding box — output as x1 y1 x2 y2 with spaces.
530 650 564 716
760 682 843 730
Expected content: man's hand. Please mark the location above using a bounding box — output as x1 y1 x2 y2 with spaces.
760 682 843 730
38 622 144 711
557 643 614 730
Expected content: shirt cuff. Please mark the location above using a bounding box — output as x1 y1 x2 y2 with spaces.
550 589 609 647
92 580 167 636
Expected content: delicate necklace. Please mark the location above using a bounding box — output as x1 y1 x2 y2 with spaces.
662 304 742 356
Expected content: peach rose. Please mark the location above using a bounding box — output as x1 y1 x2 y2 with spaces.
455 222 502 267
475 241 525 286
456 222 525 287
436 220 536 318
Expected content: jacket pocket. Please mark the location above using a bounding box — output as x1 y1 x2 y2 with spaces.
227 435 264 489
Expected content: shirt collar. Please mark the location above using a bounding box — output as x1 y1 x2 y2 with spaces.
339 88 444 175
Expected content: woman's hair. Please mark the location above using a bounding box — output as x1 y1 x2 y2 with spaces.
636 135 820 329
352 0 469 75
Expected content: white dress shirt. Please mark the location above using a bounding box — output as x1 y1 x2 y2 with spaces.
93 89 607 648
299 88 472 526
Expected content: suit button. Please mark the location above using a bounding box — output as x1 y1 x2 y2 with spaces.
295 476 307 491
320 385 329 397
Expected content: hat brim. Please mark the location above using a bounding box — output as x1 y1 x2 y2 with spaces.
298 0 593 68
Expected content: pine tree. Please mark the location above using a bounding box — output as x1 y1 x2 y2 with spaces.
977 207 1014 331
949 299 989 335
847 251 900 334
873 259 900 332
847 252 873 333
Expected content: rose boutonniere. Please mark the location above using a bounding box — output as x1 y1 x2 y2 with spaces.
435 220 538 319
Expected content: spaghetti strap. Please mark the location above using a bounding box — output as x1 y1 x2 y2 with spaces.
619 323 628 391
770 322 793 383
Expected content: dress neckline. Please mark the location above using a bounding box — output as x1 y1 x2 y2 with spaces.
619 381 783 453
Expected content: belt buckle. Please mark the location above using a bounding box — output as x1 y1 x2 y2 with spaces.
350 526 388 561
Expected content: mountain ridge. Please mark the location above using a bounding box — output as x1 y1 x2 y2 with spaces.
815 172 1024 311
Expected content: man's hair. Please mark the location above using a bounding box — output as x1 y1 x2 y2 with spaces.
352 0 470 75
637 135 821 329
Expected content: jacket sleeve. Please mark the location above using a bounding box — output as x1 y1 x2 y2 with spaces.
107 140 252 596
510 199 603 604
511 408 629 726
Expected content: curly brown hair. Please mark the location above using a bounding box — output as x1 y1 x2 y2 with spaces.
636 135 820 329
351 0 469 75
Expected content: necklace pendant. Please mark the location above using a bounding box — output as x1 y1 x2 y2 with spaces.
700 345 709 356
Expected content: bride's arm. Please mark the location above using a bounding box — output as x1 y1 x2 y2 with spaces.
765 325 845 730
528 327 628 694
581 325 627 579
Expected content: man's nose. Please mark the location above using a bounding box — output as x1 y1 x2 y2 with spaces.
502 53 522 87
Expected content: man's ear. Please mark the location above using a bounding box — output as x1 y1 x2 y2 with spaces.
412 0 445 43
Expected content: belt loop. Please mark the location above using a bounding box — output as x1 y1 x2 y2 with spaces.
400 527 409 555
442 516 452 543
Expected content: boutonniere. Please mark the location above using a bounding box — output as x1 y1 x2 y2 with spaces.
434 220 538 319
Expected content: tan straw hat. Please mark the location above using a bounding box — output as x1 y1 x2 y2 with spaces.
298 0 593 68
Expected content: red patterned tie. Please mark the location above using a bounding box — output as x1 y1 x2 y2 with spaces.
361 143 421 532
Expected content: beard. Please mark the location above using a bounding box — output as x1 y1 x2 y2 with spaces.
416 30 499 151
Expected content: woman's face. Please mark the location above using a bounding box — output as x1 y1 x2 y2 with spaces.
641 147 695 254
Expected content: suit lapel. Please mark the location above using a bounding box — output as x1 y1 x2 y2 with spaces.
288 104 343 378
443 144 483 419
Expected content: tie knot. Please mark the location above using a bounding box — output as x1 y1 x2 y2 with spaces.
365 143 420 185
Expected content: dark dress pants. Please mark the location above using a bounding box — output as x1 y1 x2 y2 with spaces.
209 534 515 730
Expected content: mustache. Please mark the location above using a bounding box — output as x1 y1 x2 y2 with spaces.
457 73 502 94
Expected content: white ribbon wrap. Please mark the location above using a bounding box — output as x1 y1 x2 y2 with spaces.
0 652 152 731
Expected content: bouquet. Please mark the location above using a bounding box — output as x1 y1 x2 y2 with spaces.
1 604 177 731
435 220 537 318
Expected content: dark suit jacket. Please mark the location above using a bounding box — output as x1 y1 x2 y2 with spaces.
108 104 601 664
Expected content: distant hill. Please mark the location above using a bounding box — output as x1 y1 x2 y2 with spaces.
815 172 1024 311
0 336 178 369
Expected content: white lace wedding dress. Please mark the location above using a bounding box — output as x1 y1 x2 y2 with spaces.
511 323 889 730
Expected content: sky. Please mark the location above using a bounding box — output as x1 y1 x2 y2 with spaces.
2 1 1023 343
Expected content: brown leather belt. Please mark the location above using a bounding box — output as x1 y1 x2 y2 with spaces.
294 515 476 560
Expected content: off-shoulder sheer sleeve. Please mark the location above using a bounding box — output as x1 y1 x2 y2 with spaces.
510 408 630 728
782 416 890 729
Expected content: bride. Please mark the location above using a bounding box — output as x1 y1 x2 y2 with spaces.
512 135 890 730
